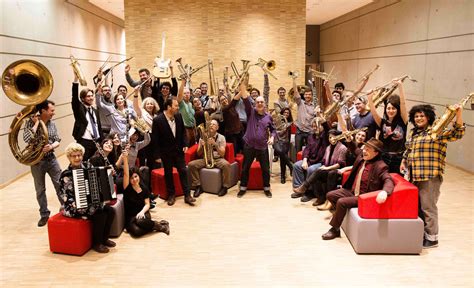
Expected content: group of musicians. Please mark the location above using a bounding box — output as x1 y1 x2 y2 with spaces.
27 60 466 253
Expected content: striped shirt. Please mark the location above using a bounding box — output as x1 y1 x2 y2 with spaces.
23 118 61 160
403 123 465 181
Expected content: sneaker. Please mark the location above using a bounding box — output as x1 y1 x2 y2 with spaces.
38 216 49 227
423 239 438 249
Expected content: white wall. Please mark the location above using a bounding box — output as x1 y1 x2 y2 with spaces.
319 0 474 172
0 0 126 187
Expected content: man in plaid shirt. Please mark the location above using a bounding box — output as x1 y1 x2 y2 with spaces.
23 100 63 227
401 104 465 248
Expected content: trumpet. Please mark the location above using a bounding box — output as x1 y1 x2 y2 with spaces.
308 66 335 81
333 127 368 142
431 93 473 139
255 58 277 80
288 70 299 79
70 55 87 86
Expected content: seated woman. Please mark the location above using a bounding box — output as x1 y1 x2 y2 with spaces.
122 150 169 237
292 129 347 207
60 143 116 253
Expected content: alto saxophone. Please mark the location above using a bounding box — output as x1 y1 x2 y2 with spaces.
197 111 215 168
333 127 368 142
430 93 473 139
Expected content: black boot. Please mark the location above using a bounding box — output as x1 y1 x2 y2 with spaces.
153 221 170 235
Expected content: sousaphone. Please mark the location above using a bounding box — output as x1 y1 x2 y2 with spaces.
2 60 53 165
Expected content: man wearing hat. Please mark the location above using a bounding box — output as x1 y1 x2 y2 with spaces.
322 138 394 240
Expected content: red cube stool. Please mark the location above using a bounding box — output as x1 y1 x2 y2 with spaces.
247 161 264 190
47 213 92 256
151 168 184 200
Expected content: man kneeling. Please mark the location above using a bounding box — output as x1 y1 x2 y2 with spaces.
322 138 394 240
188 120 231 197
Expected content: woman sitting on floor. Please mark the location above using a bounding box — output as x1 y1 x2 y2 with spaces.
122 150 169 237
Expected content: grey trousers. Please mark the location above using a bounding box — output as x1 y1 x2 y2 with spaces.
30 157 63 218
414 176 443 241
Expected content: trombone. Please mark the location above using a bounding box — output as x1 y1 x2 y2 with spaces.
255 58 277 80
308 66 335 82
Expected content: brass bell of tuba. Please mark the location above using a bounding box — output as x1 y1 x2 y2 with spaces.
2 59 53 165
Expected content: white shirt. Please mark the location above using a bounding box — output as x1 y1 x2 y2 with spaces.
165 113 176 137
83 106 99 140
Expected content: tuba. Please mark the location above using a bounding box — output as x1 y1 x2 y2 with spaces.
431 93 473 139
197 111 215 168
2 60 53 165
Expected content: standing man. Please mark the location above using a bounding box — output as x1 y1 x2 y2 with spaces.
352 96 377 139
125 64 153 99
151 98 195 206
238 82 276 198
72 74 102 160
177 79 196 145
293 79 316 153
401 104 465 248
95 84 113 135
23 100 63 227
199 82 210 108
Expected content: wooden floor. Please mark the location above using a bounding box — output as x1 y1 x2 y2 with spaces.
0 156 473 287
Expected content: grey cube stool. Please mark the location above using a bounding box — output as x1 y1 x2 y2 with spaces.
341 208 423 254
109 194 125 238
199 162 240 195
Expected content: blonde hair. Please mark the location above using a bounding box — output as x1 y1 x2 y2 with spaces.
141 97 160 115
65 142 85 157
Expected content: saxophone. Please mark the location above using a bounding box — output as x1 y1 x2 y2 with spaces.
197 111 215 168
430 93 473 139
333 127 368 142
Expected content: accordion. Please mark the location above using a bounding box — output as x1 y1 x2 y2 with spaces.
72 167 116 209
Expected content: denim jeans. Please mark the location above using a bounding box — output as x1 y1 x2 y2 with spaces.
30 156 63 218
292 160 322 188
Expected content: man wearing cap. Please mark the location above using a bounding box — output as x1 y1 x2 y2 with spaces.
322 138 394 240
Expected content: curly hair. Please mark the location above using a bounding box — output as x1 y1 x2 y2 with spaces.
408 104 436 126
65 142 85 157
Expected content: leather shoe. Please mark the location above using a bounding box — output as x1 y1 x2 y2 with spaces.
37 216 49 227
281 177 286 184
218 187 228 197
300 195 314 202
167 196 176 206
317 200 332 211
322 227 341 240
292 185 307 194
184 196 195 206
291 192 304 198
193 186 203 198
237 189 246 198
312 198 325 206
264 190 272 198
104 239 116 248
92 244 109 253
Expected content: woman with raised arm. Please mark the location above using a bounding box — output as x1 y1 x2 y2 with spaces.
368 79 408 174
122 149 169 237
